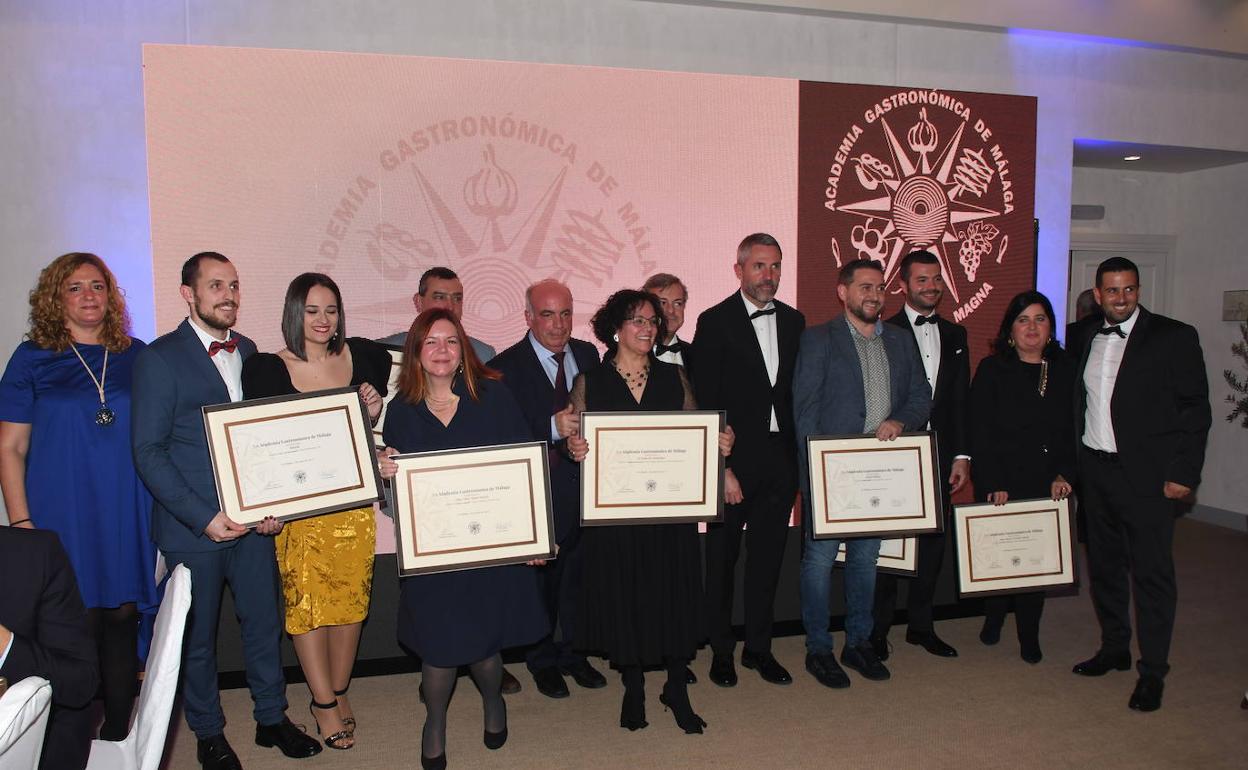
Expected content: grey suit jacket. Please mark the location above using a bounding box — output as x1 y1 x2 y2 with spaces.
378 330 495 363
792 314 931 498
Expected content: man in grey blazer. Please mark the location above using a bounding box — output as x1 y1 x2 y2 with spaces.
793 258 931 689
379 266 496 362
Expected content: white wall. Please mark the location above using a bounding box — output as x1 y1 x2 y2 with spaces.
1070 167 1180 237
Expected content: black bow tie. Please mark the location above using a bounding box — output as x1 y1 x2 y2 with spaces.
914 314 940 326
655 340 684 357
749 307 776 320
1098 325 1127 338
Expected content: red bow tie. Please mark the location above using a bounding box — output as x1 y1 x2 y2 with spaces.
208 339 238 356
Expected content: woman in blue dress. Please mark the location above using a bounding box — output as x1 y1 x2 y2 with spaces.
0 252 158 741
379 308 547 770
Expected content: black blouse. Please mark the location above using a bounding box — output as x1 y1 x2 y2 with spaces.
241 337 391 400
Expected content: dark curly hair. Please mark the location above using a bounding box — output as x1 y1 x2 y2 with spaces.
590 289 667 352
992 290 1064 360
28 252 132 353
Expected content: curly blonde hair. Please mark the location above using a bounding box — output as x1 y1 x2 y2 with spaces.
28 252 132 353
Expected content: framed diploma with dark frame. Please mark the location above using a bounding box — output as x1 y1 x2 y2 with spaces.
580 410 725 526
835 536 918 576
953 497 1076 597
203 387 383 527
806 432 942 539
391 441 556 576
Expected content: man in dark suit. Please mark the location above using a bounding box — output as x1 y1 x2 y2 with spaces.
690 233 805 687
793 258 930 688
131 253 320 769
870 250 970 659
0 527 98 770
1070 256 1210 712
488 278 606 699
643 273 693 372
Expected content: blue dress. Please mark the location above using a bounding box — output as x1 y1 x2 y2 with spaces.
0 340 158 613
383 377 548 667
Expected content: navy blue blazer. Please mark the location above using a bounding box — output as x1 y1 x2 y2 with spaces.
488 335 600 543
131 319 257 553
792 315 931 498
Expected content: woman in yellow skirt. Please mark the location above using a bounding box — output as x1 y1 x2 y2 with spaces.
242 273 391 750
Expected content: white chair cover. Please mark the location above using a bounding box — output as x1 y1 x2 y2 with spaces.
0 676 52 770
85 564 192 770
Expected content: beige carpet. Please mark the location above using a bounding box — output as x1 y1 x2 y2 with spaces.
161 518 1247 769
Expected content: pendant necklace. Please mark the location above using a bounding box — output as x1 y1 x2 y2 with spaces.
69 342 115 426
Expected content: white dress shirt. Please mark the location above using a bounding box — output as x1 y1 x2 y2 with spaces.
741 291 780 432
1082 307 1140 452
528 331 579 441
188 317 243 403
904 304 941 394
654 335 686 367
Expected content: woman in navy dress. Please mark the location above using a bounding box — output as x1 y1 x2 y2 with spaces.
566 290 732 735
379 308 547 770
0 252 158 741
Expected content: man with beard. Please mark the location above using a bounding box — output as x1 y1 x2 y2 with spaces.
643 273 693 372
793 258 930 688
1070 256 1210 712
132 253 321 769
870 250 970 660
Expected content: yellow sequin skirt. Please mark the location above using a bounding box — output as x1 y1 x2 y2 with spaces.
275 506 376 635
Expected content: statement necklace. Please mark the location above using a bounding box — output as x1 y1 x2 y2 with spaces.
1037 358 1049 398
614 361 650 387
68 342 114 426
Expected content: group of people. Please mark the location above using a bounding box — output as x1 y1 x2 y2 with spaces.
0 234 1210 770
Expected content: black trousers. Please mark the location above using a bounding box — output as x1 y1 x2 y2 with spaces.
527 529 587 671
871 526 947 637
705 437 797 657
1080 448 1178 679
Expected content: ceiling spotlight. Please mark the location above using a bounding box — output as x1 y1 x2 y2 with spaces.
1123 155 1141 161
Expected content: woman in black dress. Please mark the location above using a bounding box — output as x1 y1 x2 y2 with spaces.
969 290 1076 664
566 290 732 734
377 308 547 770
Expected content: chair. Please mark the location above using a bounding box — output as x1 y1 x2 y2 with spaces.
0 676 52 770
85 564 192 770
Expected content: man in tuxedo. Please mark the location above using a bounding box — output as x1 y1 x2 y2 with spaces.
870 250 970 660
0 527 97 770
793 259 930 688
131 252 321 769
488 279 606 699
690 233 805 687
642 273 693 371
1070 256 1210 712
379 266 496 362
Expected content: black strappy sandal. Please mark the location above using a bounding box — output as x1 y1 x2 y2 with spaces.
333 686 357 735
309 699 353 750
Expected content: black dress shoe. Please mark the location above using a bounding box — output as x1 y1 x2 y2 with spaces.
1020 640 1043 665
560 659 607 689
740 650 792 685
841 643 891 681
708 654 737 687
905 630 958 658
531 666 570 698
868 634 890 662
805 653 851 689
1128 675 1164 712
500 666 522 695
421 751 447 770
255 716 323 758
979 619 1002 646
197 734 242 770
684 666 698 685
1072 650 1132 677
484 727 508 750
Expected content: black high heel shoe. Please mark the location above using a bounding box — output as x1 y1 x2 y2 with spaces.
333 686 356 735
619 685 648 731
308 699 352 750
1020 638 1043 665
979 618 1003 646
421 751 447 770
484 697 508 749
659 683 706 734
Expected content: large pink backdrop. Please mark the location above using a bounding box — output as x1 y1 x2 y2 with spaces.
143 45 799 552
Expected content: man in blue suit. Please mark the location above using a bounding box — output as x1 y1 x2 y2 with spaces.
131 253 320 769
488 278 606 699
793 258 931 689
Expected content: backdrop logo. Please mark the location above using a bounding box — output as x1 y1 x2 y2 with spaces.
819 90 1017 322
316 114 656 344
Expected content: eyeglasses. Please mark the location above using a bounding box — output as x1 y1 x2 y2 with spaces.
625 316 660 328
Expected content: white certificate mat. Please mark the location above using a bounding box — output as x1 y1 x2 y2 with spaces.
835 536 918 576
203 387 382 526
581 410 725 525
953 497 1075 597
373 346 403 446
807 432 942 539
392 441 555 575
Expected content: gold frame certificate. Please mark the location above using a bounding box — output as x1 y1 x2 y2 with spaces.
203 387 382 527
953 497 1075 597
391 441 555 576
836 537 918 576
580 410 725 526
806 432 942 539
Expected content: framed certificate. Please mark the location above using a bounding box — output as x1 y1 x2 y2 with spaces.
373 345 404 446
580 410 725 526
391 441 555 575
806 432 942 539
203 387 383 527
953 497 1076 597
835 536 918 576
